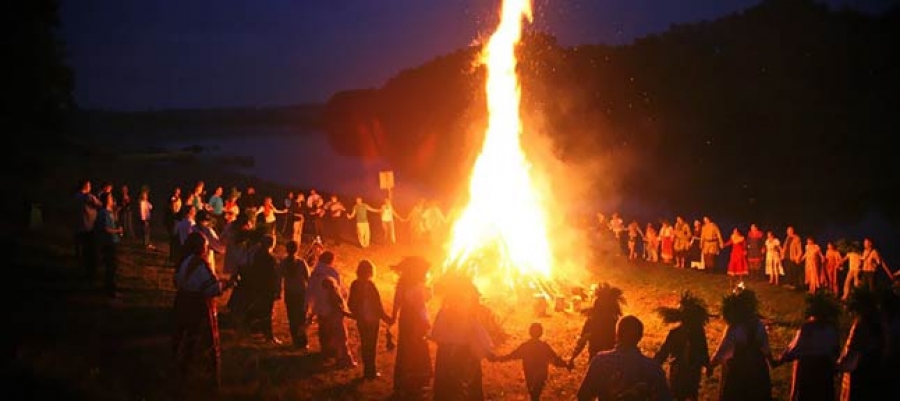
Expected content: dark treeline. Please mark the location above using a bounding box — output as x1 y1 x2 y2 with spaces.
6 0 75 224
4 0 73 148
68 105 325 141
321 0 900 231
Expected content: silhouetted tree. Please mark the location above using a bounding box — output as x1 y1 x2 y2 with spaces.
2 0 73 147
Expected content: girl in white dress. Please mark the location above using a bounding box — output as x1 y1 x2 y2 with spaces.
764 231 784 285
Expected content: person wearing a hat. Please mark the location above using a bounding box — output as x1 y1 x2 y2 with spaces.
389 256 433 399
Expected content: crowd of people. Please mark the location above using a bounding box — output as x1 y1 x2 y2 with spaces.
72 178 900 400
597 212 900 299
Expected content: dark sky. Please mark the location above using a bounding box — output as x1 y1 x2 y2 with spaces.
60 0 890 111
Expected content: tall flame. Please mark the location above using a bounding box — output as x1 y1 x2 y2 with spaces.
444 0 553 291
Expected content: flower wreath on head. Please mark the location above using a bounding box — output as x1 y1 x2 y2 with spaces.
657 291 711 326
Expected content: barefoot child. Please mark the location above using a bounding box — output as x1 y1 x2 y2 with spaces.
489 322 571 401
348 259 393 379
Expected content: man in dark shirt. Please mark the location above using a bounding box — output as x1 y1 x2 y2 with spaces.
577 315 673 401
491 322 571 401
242 186 259 222
74 179 102 280
323 195 346 245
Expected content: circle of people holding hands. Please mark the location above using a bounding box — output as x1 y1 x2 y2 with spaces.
599 212 899 298
74 179 900 400
174 239 900 401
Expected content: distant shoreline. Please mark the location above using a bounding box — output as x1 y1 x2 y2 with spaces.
67 104 324 144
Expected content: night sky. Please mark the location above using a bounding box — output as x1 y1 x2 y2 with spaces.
60 0 891 111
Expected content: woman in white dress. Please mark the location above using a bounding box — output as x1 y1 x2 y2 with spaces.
764 231 784 285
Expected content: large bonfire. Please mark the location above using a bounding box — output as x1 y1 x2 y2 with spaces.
443 0 554 296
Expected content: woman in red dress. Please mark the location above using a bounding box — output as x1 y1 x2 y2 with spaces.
724 228 749 287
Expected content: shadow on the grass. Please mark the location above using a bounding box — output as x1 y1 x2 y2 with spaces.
225 346 327 383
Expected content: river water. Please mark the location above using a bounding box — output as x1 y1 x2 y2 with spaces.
158 126 431 205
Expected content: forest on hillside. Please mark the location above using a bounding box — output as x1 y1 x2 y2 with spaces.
321 0 900 229
67 105 324 141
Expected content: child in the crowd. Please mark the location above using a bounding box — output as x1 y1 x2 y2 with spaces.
347 259 393 379
280 240 310 349
321 277 356 368
489 322 572 401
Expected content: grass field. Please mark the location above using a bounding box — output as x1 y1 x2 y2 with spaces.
12 218 835 401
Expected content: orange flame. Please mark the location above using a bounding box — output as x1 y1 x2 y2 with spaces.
443 0 553 293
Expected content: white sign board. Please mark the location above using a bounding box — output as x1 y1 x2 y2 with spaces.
379 170 395 190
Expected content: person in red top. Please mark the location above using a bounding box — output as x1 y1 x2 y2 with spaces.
724 228 749 287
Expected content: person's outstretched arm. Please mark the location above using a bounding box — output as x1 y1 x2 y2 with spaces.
575 358 601 401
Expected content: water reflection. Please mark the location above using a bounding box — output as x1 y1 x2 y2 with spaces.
163 127 430 205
